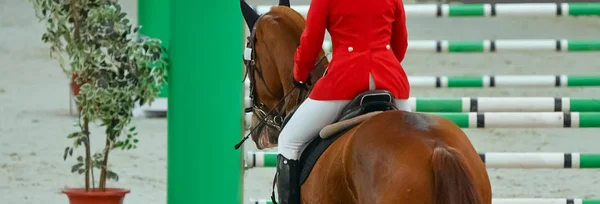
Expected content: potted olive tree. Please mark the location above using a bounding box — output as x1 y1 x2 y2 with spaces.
31 0 167 203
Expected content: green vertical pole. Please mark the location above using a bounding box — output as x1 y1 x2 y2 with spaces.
168 0 243 204
138 0 170 98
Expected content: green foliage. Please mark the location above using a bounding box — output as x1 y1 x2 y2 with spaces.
32 0 167 190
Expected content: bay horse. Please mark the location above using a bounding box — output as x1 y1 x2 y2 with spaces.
239 1 492 203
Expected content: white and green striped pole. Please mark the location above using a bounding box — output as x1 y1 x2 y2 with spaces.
243 75 600 88
243 97 600 113
145 75 600 114
246 152 600 169
407 97 600 113
406 3 600 17
410 39 600 53
408 75 600 88
243 112 600 129
320 40 600 53
430 112 600 128
256 3 600 17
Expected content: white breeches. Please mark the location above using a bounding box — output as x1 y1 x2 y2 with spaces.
277 74 411 159
277 97 410 159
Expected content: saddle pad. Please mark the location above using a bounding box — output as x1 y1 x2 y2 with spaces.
299 111 382 185
299 128 349 185
319 111 383 139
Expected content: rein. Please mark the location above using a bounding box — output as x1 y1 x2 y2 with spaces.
233 53 327 150
234 15 328 149
234 84 301 149
234 13 329 150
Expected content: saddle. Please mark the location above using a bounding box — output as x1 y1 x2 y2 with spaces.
281 89 398 185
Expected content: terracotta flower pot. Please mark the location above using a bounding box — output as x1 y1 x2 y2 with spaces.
70 73 85 112
62 188 130 204
71 73 83 97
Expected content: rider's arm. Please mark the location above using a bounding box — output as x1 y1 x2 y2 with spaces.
293 0 328 83
390 0 408 63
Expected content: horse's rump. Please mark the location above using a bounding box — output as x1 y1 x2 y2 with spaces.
301 111 491 204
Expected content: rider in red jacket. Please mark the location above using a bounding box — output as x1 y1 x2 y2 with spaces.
276 0 411 203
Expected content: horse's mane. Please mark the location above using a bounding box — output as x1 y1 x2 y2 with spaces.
262 6 307 39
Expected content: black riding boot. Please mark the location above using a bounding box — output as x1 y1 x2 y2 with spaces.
276 154 300 204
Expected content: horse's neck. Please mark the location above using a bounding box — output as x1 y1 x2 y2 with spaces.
276 53 328 114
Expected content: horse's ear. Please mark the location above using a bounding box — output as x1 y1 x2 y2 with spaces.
279 0 290 7
240 0 259 30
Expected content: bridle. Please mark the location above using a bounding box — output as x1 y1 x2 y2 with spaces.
243 15 288 136
234 14 328 150
243 47 287 133
234 14 299 149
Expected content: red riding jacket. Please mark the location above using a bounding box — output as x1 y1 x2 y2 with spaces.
293 0 410 100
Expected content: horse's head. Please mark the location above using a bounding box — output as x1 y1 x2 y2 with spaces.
240 1 329 149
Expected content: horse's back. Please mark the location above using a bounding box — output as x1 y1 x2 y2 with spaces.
301 110 491 204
